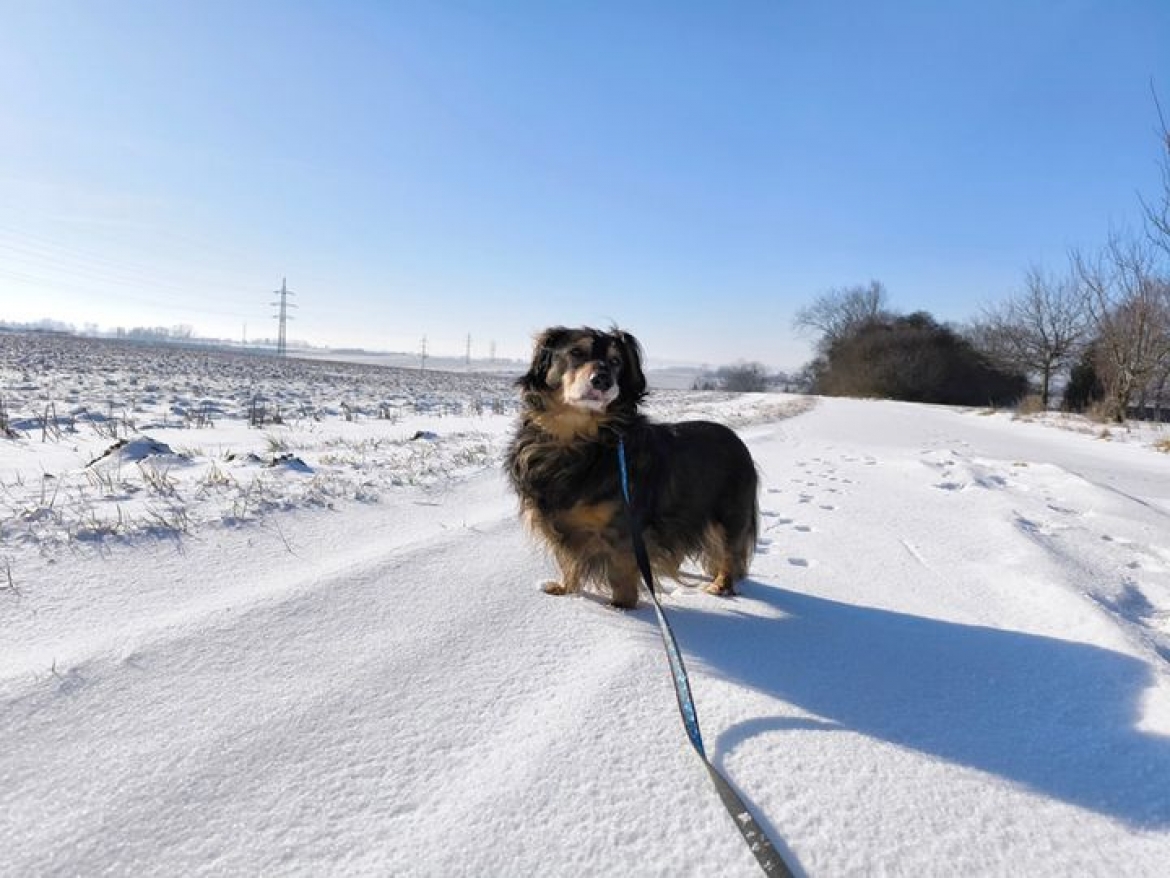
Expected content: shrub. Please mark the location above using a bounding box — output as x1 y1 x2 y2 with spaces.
1063 348 1105 413
815 312 1027 406
1015 394 1046 416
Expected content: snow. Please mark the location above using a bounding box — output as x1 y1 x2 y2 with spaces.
3 333 1170 875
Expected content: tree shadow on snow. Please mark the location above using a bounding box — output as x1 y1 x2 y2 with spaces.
658 578 1170 827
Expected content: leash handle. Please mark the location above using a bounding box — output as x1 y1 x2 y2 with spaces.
616 439 795 877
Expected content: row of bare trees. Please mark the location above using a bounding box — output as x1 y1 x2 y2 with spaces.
1071 236 1169 420
974 94 1170 421
972 232 1170 422
796 96 1170 422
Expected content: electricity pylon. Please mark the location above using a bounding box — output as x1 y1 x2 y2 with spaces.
272 278 296 356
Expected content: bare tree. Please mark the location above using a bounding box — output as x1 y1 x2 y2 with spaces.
1140 83 1170 260
793 280 890 353
692 362 771 392
973 266 1089 407
717 362 770 393
1071 232 1170 421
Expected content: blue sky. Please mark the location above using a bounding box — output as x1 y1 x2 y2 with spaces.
1 1 1168 369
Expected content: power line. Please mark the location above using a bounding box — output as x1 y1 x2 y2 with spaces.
0 227 266 301
0 265 252 321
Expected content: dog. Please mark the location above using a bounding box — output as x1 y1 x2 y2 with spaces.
506 326 758 608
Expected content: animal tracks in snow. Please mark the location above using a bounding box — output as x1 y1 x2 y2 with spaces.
921 449 1028 495
756 455 855 572
922 445 1170 665
759 435 1170 670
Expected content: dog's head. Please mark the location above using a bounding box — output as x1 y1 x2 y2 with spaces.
518 326 647 415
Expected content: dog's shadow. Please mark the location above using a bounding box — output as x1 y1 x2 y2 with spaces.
654 577 1170 827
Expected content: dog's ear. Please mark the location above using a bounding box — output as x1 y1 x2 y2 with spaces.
614 329 647 403
518 326 572 392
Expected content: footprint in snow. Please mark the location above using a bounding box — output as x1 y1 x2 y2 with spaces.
1015 516 1053 538
52 667 87 696
1101 534 1135 547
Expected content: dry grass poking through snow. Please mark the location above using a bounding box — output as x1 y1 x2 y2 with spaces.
0 332 520 550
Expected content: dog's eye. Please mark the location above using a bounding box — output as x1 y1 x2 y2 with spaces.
568 349 586 362
608 356 622 369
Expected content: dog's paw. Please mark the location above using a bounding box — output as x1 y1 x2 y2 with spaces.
541 580 571 596
704 580 737 597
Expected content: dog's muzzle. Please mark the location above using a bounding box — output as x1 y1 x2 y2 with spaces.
590 368 613 392
564 362 619 410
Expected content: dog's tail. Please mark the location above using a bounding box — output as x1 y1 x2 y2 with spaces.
741 472 760 576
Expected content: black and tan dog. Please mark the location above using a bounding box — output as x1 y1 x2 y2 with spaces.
506 326 758 608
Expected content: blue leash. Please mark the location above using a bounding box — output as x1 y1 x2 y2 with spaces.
617 439 795 877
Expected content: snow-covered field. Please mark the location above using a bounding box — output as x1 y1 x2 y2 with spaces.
3 330 1170 876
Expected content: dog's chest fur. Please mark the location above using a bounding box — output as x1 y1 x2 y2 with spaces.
507 421 623 515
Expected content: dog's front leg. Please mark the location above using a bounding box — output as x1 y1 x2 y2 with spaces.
541 578 578 597
607 554 640 609
541 552 581 597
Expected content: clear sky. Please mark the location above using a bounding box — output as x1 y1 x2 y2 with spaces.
1 1 1168 369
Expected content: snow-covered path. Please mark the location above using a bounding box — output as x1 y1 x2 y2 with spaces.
4 397 1170 876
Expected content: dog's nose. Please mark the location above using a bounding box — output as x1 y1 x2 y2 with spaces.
590 370 612 391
